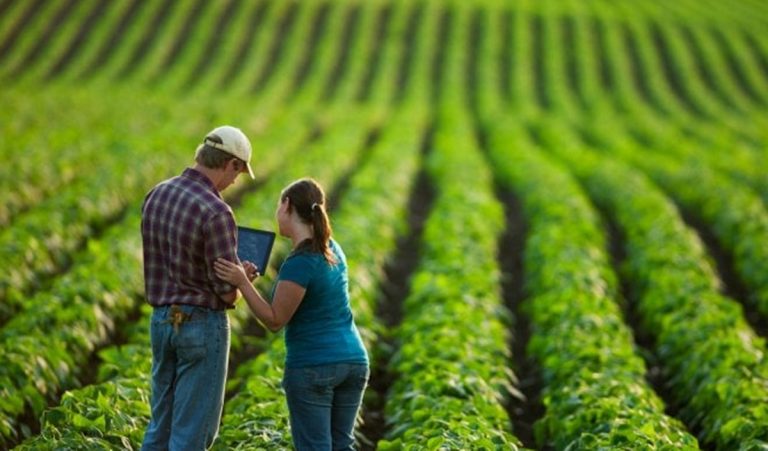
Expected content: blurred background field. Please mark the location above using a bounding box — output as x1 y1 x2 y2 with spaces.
1 0 768 449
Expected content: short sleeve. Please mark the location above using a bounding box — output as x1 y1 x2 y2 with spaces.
203 211 239 294
278 253 316 288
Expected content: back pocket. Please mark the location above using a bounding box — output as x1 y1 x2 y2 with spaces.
174 322 207 362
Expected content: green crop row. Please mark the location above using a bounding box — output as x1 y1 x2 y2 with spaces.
329 106 427 346
0 0 86 81
0 86 223 322
485 117 699 449
44 0 135 84
212 0 297 99
577 110 768 319
554 1 768 190
245 1 325 110
537 118 768 449
115 0 204 87
580 0 768 144
7 0 768 139
4 0 768 131
0 1 69 80
361 0 412 107
284 2 350 106
0 213 141 448
328 0 387 104
84 0 188 85
182 0 268 95
471 3 506 121
0 86 148 228
597 118 768 321
393 0 438 108
674 4 768 112
628 112 768 203
146 1 231 90
14 300 153 450
378 110 522 450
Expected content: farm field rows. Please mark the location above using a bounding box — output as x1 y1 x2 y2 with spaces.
1 0 768 449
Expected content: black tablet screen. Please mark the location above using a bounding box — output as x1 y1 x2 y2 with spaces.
236 226 276 274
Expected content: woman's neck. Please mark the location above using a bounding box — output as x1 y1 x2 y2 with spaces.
290 224 313 249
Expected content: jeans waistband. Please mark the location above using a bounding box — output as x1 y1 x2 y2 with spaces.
152 304 226 322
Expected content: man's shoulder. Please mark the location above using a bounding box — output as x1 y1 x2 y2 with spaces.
143 176 231 221
163 174 227 204
145 174 184 197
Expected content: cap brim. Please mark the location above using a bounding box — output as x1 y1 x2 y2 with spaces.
246 162 255 179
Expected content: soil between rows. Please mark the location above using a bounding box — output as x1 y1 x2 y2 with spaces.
358 130 435 450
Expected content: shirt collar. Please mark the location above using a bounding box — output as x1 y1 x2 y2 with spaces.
181 167 222 198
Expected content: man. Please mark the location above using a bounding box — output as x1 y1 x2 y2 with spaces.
140 125 257 450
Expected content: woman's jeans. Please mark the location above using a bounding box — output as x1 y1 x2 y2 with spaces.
282 363 370 450
141 305 230 451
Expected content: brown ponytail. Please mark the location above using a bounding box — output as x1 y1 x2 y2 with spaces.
281 178 336 264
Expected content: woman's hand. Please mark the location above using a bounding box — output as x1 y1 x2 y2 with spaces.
242 260 260 282
214 258 250 287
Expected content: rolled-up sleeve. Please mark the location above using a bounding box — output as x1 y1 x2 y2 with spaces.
203 211 239 295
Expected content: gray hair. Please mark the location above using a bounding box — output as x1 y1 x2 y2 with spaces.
195 134 234 169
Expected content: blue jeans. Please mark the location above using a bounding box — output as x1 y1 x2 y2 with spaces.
282 363 370 450
141 305 230 451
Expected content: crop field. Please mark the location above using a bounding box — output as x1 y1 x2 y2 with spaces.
1 0 768 449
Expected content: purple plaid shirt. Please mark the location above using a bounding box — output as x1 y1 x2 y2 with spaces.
141 168 239 310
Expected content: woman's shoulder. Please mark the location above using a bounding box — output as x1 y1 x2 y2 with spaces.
279 249 321 283
329 239 347 265
285 239 343 266
285 248 319 265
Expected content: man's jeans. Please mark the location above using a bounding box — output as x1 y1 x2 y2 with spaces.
141 305 230 451
282 363 370 451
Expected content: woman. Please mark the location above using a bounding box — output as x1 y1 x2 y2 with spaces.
214 178 369 450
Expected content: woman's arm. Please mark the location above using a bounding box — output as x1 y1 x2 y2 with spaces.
214 258 305 332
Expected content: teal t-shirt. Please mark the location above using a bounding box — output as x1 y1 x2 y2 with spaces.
276 239 368 368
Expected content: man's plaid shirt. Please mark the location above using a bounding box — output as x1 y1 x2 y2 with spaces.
141 168 239 310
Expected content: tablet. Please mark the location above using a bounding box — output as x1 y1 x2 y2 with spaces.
236 226 276 275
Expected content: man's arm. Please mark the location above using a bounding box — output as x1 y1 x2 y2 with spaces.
204 211 240 302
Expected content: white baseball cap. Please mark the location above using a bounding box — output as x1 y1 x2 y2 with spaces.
203 125 254 179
